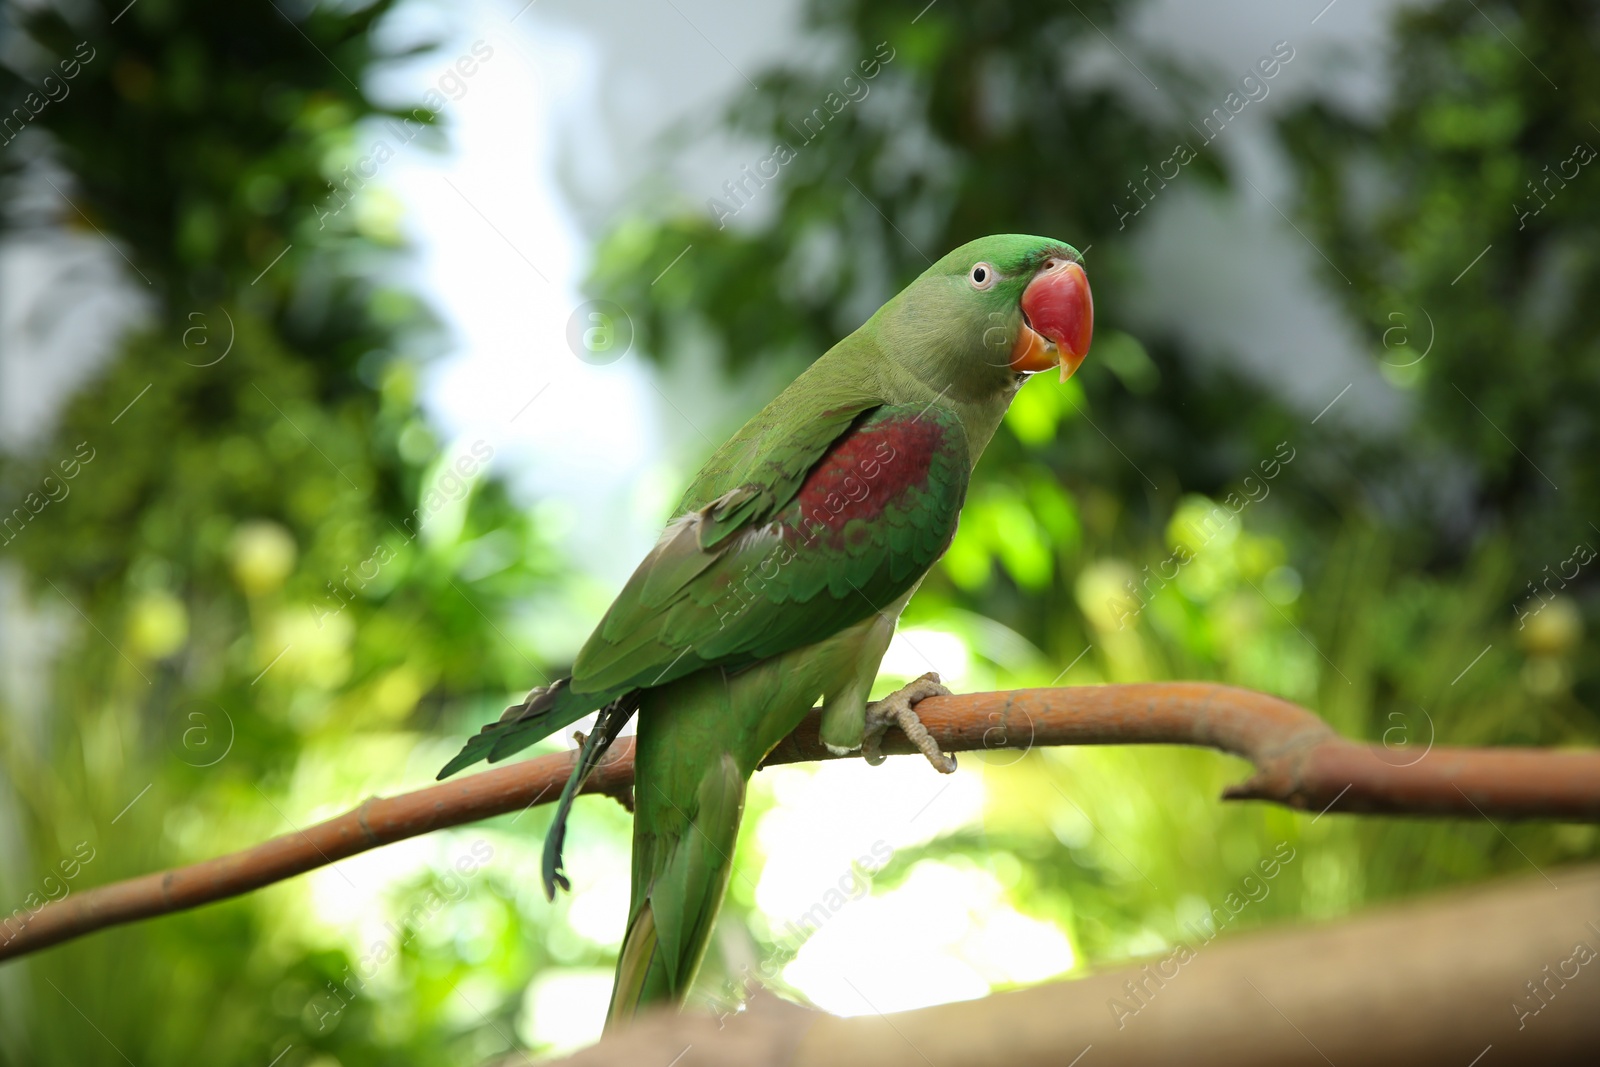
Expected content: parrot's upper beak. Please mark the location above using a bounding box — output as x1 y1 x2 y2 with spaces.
1010 258 1093 381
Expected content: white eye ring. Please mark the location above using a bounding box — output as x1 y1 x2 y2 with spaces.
969 262 996 290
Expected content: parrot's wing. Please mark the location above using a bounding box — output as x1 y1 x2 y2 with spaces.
677 399 875 551
438 400 881 779
570 402 970 694
438 401 968 783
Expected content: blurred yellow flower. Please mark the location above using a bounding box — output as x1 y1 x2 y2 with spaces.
127 591 189 659
1075 559 1138 632
230 520 298 596
1519 596 1582 658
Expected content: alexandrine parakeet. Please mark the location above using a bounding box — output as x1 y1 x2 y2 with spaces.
439 233 1093 1025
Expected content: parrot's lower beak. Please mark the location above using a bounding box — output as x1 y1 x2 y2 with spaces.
1010 259 1093 381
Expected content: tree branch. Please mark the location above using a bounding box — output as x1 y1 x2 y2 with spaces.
4 682 1598 963
543 866 1600 1066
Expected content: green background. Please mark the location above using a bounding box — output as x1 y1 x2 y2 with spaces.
1 0 1595 1062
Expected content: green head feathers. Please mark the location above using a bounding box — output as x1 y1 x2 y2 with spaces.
867 233 1093 401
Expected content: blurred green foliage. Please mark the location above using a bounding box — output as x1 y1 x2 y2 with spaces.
0 0 1596 1063
1 1 573 1063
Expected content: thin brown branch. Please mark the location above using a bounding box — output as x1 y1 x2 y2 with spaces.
4 682 1598 963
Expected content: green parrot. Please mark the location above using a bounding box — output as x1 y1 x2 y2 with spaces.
439 233 1093 1026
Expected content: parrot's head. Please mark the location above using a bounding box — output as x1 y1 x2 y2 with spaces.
874 233 1093 401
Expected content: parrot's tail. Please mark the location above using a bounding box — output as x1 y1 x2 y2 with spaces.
606 750 747 1030
436 677 618 780
541 693 639 898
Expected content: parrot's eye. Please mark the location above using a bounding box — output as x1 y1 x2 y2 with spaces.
969 263 996 290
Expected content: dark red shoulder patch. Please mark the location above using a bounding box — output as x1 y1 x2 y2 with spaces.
787 409 950 542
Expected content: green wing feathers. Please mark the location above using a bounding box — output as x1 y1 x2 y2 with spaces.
573 403 970 691
688 402 872 549
437 396 881 780
437 403 969 781
435 679 617 780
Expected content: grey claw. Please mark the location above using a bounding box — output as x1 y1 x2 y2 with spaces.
862 672 956 773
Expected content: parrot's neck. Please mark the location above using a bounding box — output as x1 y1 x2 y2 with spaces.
840 290 1023 470
858 346 1018 472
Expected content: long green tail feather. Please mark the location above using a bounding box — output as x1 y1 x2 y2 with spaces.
606 901 659 1026
606 749 746 1029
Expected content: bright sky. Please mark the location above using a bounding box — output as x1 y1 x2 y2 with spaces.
372 0 670 589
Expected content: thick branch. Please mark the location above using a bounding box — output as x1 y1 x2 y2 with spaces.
4 682 1598 963
546 866 1600 1066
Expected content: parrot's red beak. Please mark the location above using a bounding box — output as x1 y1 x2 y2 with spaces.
1011 258 1093 381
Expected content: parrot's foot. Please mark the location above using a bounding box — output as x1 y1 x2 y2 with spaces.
574 729 634 811
862 672 956 773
